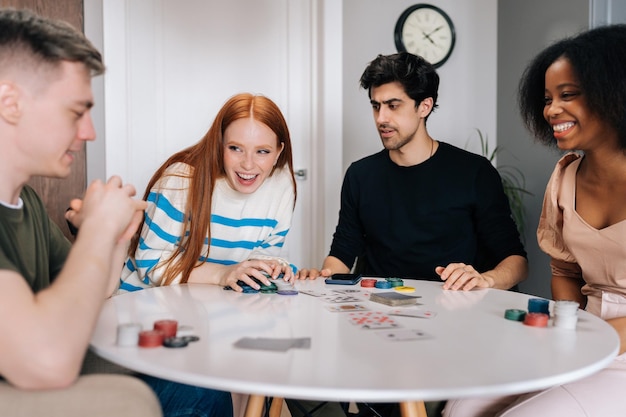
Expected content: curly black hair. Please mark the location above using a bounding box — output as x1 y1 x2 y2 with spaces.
518 24 626 148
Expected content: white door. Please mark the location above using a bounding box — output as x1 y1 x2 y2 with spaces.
100 0 341 269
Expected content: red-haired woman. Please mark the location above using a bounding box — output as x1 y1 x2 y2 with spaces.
119 93 297 293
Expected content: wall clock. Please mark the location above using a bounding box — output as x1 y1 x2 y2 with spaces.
394 4 456 68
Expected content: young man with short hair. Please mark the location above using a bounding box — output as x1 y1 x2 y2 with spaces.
0 8 231 417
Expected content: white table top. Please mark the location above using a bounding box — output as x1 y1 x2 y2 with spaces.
90 279 619 403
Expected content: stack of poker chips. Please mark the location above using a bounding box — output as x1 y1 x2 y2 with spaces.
552 300 580 330
362 277 405 289
117 320 201 348
522 298 550 327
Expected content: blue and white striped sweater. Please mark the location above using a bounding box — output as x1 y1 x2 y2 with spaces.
118 162 295 292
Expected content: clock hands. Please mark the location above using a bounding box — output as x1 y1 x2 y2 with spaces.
421 30 435 45
422 25 443 43
421 25 446 50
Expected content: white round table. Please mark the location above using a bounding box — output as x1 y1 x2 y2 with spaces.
91 279 619 416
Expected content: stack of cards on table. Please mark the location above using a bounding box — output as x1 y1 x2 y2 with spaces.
370 291 419 306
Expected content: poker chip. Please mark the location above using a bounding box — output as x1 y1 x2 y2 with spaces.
388 280 404 287
277 290 298 295
138 330 164 348
523 312 549 327
182 335 200 343
528 298 550 316
554 300 579 315
163 337 189 348
553 300 579 329
361 279 377 287
553 314 578 329
154 319 178 338
116 323 142 347
242 287 260 293
260 289 277 294
374 280 392 289
385 277 403 282
394 286 415 293
504 309 526 321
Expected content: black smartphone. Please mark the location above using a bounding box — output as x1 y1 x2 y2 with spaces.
325 273 362 285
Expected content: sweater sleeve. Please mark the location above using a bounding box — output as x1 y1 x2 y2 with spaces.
119 166 189 291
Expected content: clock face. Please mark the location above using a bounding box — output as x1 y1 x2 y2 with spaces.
394 4 456 68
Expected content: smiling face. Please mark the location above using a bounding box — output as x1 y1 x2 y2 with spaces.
369 82 422 152
222 117 283 194
15 61 96 179
543 57 610 151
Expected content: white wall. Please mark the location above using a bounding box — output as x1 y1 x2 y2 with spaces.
86 0 503 270
342 0 498 171
93 0 335 270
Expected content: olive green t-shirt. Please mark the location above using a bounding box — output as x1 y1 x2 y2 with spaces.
0 186 71 292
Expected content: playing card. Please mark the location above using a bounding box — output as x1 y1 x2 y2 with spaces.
323 295 362 304
388 309 437 319
326 304 368 312
346 311 399 329
376 328 431 341
332 289 362 294
299 289 333 297
233 337 311 351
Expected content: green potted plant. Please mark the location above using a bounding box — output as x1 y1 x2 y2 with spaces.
467 129 532 241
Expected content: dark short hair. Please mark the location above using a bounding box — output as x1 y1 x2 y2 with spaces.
359 52 439 114
518 24 626 148
0 8 104 76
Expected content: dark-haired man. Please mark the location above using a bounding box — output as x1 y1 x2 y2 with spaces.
293 52 528 417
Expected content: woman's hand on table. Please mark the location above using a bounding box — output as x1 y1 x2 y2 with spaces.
266 261 295 284
213 260 274 292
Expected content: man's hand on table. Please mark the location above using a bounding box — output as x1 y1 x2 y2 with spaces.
436 263 494 291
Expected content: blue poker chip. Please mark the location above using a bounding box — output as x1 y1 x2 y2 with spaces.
528 298 550 316
242 287 260 293
375 280 392 289
277 290 298 295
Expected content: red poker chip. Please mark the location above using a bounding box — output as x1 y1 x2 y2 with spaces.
523 312 549 327
138 330 165 347
361 279 377 287
154 320 178 338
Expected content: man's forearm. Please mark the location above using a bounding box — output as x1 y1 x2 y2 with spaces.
483 255 528 290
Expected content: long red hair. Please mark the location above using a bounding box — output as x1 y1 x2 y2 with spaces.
128 93 296 285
